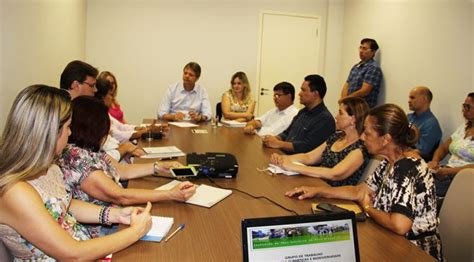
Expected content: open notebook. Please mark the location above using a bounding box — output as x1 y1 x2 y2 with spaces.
156 180 232 208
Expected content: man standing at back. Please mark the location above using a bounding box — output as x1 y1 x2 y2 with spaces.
407 86 442 161
158 62 211 122
340 38 383 108
243 81 298 136
262 75 335 154
60 60 99 99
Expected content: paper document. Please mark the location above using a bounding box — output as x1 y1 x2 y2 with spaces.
141 216 174 242
169 122 199 128
140 146 185 159
267 163 301 176
221 120 246 127
156 180 232 208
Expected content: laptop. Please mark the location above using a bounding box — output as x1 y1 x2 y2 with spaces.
241 212 360 262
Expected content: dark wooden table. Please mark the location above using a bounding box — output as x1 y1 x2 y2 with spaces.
113 123 434 262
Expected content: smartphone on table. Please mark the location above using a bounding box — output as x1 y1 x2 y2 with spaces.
170 166 198 178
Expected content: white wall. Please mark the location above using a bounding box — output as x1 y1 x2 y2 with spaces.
0 0 87 131
85 0 332 124
341 0 473 140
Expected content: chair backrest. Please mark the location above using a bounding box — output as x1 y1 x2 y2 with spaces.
216 102 222 122
0 239 13 261
438 168 474 262
359 157 381 183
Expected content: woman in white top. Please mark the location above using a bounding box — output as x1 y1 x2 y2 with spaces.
221 71 256 122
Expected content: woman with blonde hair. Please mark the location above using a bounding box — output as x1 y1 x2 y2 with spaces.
286 104 443 261
221 71 256 122
98 71 126 123
0 85 151 261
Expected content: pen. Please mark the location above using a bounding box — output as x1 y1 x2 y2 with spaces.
164 224 185 242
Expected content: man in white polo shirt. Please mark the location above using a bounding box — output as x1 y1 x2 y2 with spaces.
243 82 298 136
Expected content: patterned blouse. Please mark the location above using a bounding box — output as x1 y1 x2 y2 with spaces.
0 165 91 261
58 145 121 238
321 132 369 186
447 123 474 167
366 157 443 261
223 90 253 113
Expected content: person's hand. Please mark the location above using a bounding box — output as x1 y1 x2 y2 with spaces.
433 167 453 181
156 161 183 173
131 147 146 157
427 160 439 170
270 153 284 166
130 202 152 237
168 181 196 201
243 125 256 135
111 206 145 225
285 186 320 200
174 112 185 121
358 189 374 209
262 135 281 148
134 126 147 131
188 111 203 122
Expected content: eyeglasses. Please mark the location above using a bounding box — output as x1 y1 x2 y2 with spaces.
462 103 473 111
359 46 372 51
81 81 96 88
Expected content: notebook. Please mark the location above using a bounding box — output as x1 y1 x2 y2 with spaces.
156 180 232 208
140 146 185 159
241 212 360 262
141 216 174 242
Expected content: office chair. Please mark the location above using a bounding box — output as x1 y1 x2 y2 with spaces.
438 168 474 262
359 157 381 183
216 102 222 122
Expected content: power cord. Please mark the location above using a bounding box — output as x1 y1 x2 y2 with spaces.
203 174 299 216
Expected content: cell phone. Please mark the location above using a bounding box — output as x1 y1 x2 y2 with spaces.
170 166 198 178
316 203 347 213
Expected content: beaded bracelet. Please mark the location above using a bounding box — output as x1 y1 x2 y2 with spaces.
99 206 113 226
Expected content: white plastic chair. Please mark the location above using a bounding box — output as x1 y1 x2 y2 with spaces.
438 168 474 262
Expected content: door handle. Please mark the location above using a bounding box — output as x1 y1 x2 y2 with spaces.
261 88 269 91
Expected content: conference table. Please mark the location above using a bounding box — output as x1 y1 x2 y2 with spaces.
113 122 434 262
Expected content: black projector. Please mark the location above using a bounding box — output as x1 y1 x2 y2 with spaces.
186 152 238 179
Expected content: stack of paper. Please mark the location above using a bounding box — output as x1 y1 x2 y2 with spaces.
141 216 174 242
141 146 185 159
168 122 199 128
221 119 246 127
156 180 232 208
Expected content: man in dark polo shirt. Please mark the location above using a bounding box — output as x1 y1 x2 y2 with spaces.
262 74 335 154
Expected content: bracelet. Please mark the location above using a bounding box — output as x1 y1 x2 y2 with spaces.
153 161 160 174
363 204 371 215
99 206 112 225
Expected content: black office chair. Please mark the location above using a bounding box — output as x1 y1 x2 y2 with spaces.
216 102 222 122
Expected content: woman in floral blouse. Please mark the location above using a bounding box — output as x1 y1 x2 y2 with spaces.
58 96 196 237
0 85 152 261
285 104 443 261
270 97 370 186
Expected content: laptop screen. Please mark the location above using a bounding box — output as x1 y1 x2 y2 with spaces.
241 212 360 262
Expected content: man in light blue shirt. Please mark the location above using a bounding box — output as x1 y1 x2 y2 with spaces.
407 86 442 161
158 62 211 122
